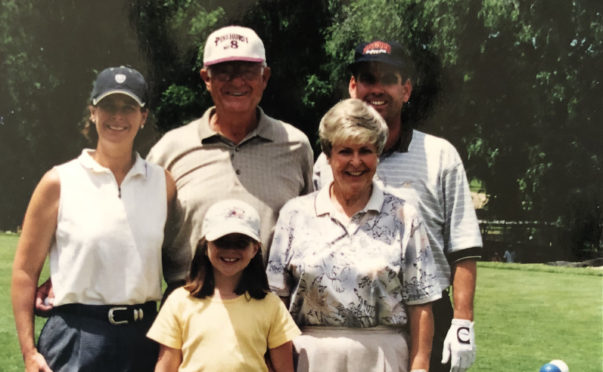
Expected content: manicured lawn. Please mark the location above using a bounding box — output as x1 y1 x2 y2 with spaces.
473 262 602 371
1 233 48 372
1 233 601 371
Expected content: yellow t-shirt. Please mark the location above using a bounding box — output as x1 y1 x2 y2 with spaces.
147 288 301 372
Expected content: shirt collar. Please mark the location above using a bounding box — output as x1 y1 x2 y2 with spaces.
198 106 277 144
382 126 413 157
79 149 147 178
315 180 385 217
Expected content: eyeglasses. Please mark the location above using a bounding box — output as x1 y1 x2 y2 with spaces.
209 63 264 82
356 71 401 86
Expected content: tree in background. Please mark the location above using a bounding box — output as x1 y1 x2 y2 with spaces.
129 0 332 145
1 0 600 259
0 0 147 228
306 0 601 258
446 0 602 258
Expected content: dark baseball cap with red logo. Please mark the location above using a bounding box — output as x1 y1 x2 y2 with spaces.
349 40 408 73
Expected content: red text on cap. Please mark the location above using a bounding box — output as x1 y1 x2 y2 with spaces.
363 41 392 55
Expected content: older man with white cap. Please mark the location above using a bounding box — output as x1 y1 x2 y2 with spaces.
147 25 314 296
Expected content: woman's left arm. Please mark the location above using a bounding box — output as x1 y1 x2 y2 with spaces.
408 303 433 371
11 170 60 370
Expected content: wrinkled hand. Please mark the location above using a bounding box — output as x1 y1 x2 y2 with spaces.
34 278 54 317
441 318 475 372
24 350 53 372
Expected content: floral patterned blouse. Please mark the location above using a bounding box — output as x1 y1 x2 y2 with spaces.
267 182 441 328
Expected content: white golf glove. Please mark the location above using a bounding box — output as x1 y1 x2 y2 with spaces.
441 318 476 372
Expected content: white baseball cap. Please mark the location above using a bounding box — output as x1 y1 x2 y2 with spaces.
203 25 266 66
202 199 261 242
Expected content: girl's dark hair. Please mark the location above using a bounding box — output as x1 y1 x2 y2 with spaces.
184 236 270 300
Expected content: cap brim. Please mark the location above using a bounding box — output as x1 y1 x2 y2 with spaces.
92 90 145 107
349 57 404 73
204 57 265 66
205 226 260 242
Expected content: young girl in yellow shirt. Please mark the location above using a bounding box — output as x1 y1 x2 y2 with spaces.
147 199 300 372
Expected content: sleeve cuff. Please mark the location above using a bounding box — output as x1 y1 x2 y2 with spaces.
448 247 482 263
406 291 443 306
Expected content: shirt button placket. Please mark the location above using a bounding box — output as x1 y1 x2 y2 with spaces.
233 146 241 175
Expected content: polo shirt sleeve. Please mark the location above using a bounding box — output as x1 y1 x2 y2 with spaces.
146 136 172 167
300 138 315 195
442 150 483 262
146 136 191 284
266 201 297 297
146 289 185 349
400 204 442 305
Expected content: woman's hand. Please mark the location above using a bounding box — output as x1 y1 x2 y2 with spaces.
34 278 55 317
24 350 53 372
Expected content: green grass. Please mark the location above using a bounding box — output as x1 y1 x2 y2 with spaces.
1 233 49 372
474 262 603 371
1 233 602 371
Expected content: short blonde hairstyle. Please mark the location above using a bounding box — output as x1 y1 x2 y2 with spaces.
319 98 389 156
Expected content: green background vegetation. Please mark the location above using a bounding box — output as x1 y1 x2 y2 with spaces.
1 234 601 371
1 3 600 368
1 1 601 260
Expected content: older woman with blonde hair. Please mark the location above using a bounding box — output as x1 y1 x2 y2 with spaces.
267 98 440 372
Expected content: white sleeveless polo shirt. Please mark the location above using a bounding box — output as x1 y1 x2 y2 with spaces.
50 149 167 306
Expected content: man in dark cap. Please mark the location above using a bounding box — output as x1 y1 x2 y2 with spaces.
314 40 483 372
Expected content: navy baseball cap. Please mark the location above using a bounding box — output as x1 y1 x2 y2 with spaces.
349 40 407 73
90 66 148 107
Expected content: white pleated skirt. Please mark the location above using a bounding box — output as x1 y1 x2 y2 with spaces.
294 326 409 372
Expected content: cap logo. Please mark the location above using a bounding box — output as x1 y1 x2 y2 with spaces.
115 73 126 84
214 33 249 50
227 207 245 219
363 41 392 56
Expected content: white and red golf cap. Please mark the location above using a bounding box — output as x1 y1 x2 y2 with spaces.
203 25 266 66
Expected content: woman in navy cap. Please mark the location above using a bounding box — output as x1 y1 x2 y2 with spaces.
11 66 176 371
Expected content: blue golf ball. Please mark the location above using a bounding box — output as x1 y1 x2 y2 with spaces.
539 360 569 372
